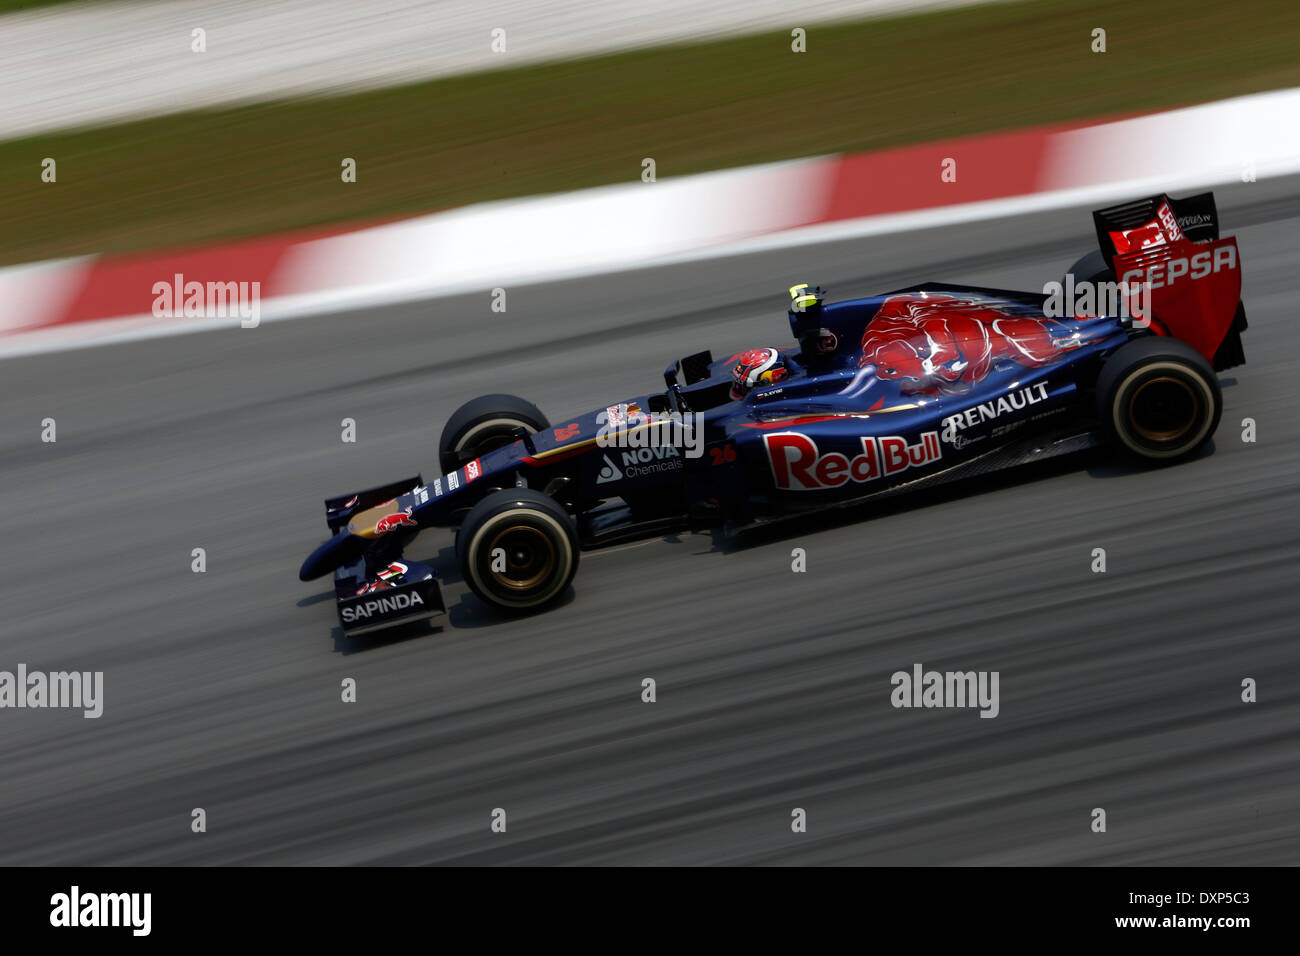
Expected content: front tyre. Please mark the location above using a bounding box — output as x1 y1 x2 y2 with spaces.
1096 337 1221 462
457 489 579 612
439 394 549 475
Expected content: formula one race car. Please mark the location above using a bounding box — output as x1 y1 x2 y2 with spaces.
300 191 1246 634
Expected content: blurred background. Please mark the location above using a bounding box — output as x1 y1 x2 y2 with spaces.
3 0 1299 266
1 0 1298 867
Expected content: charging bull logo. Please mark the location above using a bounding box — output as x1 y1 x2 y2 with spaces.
374 507 417 535
859 294 1086 395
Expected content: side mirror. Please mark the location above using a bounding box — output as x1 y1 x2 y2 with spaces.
658 363 687 414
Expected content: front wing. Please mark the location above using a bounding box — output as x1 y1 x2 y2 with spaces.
320 477 447 636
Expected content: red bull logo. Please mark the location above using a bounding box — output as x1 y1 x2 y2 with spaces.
859 294 1084 396
374 507 417 535
765 431 941 491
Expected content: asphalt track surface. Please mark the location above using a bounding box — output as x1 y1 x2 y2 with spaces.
2 177 1298 865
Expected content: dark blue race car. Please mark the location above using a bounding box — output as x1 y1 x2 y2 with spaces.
299 191 1247 634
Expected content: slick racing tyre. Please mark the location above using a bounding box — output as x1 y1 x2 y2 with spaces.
457 489 579 611
439 394 549 474
1063 249 1114 286
1096 337 1221 462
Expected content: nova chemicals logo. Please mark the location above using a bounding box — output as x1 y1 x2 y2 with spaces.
596 448 681 484
619 445 682 477
596 454 623 484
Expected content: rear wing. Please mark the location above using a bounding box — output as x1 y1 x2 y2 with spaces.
1093 191 1222 255
1093 192 1247 370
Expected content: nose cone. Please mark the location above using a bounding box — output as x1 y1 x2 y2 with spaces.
299 530 361 581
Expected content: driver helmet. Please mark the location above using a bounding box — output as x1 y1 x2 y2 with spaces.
730 347 789 399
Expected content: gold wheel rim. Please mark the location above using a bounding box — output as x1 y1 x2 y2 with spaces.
1128 375 1199 442
487 524 557 592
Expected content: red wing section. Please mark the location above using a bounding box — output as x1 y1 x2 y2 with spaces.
1094 192 1246 370
1114 236 1241 364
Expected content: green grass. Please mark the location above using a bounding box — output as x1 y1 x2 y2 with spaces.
3 0 1299 266
0 0 98 12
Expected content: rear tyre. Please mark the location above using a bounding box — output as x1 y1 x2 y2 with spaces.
1096 337 1221 462
439 394 549 474
1064 249 1114 285
457 489 579 612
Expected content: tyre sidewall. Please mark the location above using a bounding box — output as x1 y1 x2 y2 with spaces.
1064 249 1114 286
1100 341 1221 461
439 395 548 473
454 416 536 456
459 494 577 610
